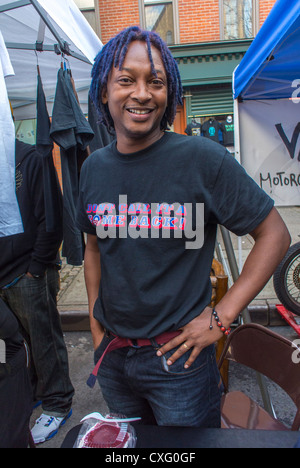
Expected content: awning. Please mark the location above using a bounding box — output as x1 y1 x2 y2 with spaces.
0 0 103 120
233 0 300 100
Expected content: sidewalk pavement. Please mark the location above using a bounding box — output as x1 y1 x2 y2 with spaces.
31 206 300 448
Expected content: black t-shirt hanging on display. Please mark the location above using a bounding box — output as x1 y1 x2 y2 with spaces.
184 120 202 137
220 116 235 147
36 72 63 234
202 118 221 143
50 68 94 266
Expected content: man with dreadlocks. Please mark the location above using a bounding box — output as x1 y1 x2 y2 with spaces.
76 26 290 428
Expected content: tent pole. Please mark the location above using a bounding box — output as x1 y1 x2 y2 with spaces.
0 0 30 13
233 97 244 279
29 0 66 53
233 98 241 164
11 0 91 64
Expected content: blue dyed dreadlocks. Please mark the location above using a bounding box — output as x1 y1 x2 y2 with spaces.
90 26 183 133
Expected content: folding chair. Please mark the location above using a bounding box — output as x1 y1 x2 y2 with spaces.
218 323 300 431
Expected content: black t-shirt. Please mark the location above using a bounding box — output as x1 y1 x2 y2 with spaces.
221 121 235 147
76 132 274 339
184 122 202 137
50 69 94 266
202 119 221 142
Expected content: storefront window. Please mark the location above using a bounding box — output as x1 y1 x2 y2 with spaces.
222 0 255 40
143 0 176 45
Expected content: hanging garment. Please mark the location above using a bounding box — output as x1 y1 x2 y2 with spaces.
50 68 94 266
0 31 23 237
220 116 235 147
184 120 202 137
36 72 63 233
202 118 221 143
88 94 116 152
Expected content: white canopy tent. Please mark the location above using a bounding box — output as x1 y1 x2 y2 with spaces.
0 0 103 237
0 0 103 120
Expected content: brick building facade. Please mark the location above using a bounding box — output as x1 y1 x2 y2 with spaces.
75 0 277 134
93 0 276 46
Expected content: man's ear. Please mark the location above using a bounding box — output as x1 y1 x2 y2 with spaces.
101 87 108 105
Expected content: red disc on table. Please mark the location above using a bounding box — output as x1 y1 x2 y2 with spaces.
82 421 130 448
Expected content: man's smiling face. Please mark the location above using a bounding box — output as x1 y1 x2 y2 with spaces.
102 40 168 154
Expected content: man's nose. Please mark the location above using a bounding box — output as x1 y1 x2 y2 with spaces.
131 81 152 102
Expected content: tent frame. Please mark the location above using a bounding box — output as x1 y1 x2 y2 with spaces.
1 0 91 63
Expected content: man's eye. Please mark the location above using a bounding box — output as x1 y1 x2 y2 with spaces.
151 79 164 86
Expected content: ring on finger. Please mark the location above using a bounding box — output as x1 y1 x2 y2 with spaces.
183 343 189 349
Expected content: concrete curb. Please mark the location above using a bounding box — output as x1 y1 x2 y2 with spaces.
60 310 90 332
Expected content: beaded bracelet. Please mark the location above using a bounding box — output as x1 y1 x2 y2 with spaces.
209 308 231 336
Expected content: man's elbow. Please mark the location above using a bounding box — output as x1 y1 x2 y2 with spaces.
251 207 291 258
270 209 291 260
280 223 292 257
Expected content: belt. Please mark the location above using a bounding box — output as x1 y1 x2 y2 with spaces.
87 330 181 388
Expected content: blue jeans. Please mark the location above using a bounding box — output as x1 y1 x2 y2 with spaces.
0 268 74 417
95 333 222 427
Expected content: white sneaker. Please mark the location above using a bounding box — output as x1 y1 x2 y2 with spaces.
31 410 72 444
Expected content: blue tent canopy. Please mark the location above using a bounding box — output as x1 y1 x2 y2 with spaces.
233 0 300 100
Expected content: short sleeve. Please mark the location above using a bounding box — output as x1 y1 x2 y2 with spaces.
76 192 97 235
76 161 97 235
209 151 274 236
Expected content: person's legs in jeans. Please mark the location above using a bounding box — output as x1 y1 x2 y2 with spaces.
1 268 74 417
97 338 222 427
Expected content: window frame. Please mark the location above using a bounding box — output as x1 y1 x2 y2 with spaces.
219 0 259 41
139 0 180 44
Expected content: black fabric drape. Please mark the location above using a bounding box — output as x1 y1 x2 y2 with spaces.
36 72 63 234
50 68 94 266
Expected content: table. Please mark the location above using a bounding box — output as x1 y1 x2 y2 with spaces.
61 424 300 449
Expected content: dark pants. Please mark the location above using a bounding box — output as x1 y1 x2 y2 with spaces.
95 333 222 427
0 346 32 448
0 268 74 417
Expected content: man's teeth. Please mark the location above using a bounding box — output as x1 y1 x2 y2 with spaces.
128 109 151 115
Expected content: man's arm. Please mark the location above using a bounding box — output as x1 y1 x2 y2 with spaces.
216 207 291 322
157 207 291 368
84 233 105 349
